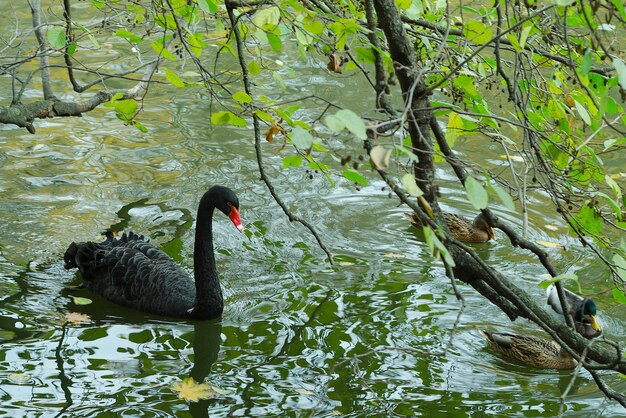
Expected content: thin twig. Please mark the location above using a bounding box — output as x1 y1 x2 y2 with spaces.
225 0 334 264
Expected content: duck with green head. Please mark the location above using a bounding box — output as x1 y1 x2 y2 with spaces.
546 284 602 338
404 211 496 243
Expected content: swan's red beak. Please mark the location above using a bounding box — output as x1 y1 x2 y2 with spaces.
228 204 244 232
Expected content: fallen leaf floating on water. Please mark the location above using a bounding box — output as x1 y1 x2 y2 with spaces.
295 388 316 396
385 252 405 259
171 377 216 402
71 296 93 305
544 224 559 231
536 240 562 248
65 312 92 325
8 373 31 384
338 261 355 267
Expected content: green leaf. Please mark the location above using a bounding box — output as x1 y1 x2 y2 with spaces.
266 32 282 51
255 110 273 123
342 169 367 186
248 61 261 76
401 174 423 197
596 192 622 221
165 69 185 87
155 12 177 30
114 99 138 115
612 287 626 304
114 29 142 43
464 177 488 210
606 174 623 201
574 100 591 125
272 70 286 90
580 49 594 76
47 28 66 49
492 184 515 211
335 109 367 140
253 6 280 29
615 59 626 90
575 204 602 234
197 0 218 13
211 111 247 127
233 91 253 103
518 23 532 50
289 126 314 149
613 254 626 282
538 273 579 289
463 20 493 44
282 155 302 168
295 27 313 46
186 33 205 57
72 296 93 305
324 114 345 132
423 227 456 267
354 46 376 64
152 38 176 60
132 120 148 133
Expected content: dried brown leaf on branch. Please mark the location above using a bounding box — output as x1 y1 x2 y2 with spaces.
265 119 286 143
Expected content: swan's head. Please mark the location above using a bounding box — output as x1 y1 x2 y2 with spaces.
210 185 244 232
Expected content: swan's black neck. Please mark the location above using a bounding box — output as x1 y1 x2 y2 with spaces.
192 190 224 319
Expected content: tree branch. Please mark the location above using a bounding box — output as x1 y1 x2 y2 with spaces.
225 0 334 264
29 0 54 99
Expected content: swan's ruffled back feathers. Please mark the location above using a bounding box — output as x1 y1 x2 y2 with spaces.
65 232 196 317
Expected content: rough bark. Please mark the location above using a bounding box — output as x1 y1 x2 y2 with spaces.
372 0 437 206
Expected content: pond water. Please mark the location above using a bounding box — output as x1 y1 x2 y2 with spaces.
1 5 626 418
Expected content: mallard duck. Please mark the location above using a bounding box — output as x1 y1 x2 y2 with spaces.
546 284 602 338
480 330 577 370
403 211 496 243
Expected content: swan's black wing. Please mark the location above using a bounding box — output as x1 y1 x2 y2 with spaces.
64 232 196 317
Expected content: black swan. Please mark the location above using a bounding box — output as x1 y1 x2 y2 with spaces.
63 185 244 319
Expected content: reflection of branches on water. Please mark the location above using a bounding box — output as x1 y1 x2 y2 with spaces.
313 345 434 416
53 323 73 418
188 321 223 418
0 264 54 342
238 288 335 415
104 198 194 263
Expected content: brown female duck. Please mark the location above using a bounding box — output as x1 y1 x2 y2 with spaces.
480 330 577 370
404 211 496 243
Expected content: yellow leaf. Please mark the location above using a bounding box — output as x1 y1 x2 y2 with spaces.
370 145 391 171
8 373 31 384
265 119 285 142
171 378 216 402
295 388 316 395
445 112 463 146
498 155 524 162
385 252 405 259
65 312 92 325
327 52 342 73
536 240 562 248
